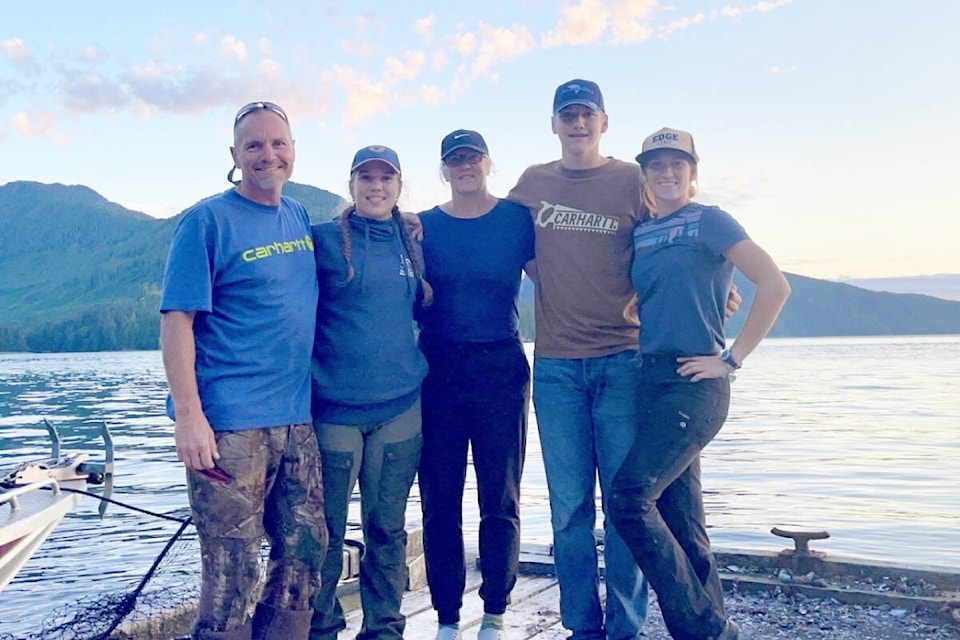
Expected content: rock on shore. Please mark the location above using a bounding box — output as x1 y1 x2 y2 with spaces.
641 587 960 639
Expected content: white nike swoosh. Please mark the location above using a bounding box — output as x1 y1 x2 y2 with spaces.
454 133 469 139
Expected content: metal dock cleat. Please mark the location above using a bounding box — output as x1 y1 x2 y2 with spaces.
771 526 830 574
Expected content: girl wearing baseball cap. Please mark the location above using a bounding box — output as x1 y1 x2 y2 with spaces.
309 145 432 640
608 128 791 640
416 130 535 640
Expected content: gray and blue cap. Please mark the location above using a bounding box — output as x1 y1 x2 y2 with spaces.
553 79 604 114
351 145 401 174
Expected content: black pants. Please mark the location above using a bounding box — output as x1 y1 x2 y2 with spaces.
609 354 731 640
418 337 530 622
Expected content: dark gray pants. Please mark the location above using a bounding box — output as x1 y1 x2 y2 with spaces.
609 355 731 640
309 400 422 640
418 338 530 622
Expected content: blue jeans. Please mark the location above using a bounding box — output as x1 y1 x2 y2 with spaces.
533 350 649 640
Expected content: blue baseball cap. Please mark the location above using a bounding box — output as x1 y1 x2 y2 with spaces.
440 129 489 159
351 145 401 174
553 79 604 114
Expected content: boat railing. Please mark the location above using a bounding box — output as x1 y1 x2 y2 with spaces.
0 478 64 513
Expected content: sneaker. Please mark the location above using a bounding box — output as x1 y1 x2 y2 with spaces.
477 628 506 640
436 627 461 640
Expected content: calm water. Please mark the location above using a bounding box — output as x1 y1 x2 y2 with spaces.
1 336 959 633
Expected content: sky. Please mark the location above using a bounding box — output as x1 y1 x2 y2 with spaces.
1 0 958 280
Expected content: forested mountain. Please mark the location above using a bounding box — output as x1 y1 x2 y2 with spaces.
0 181 344 352
1 180 958 352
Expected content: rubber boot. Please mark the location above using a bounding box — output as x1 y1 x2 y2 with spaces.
252 603 314 640
194 621 253 640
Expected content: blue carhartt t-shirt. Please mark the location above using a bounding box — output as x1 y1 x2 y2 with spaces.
311 214 428 426
159 189 317 430
418 199 535 345
631 202 748 356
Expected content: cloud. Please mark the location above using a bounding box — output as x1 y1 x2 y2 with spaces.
751 0 793 13
333 65 391 125
149 36 166 55
259 59 280 80
257 38 272 55
538 0 657 47
611 20 655 44
449 32 477 56
220 36 249 63
718 0 792 19
123 62 249 113
60 73 132 112
414 14 436 39
611 0 658 44
396 88 420 108
193 32 210 44
542 0 611 47
471 23 536 76
340 38 378 56
2 38 32 65
431 50 448 71
661 11 707 36
421 84 442 106
384 51 426 82
77 46 108 63
11 111 67 144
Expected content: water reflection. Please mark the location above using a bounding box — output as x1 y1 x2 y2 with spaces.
1 338 959 636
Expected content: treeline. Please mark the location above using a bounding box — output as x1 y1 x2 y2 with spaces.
0 299 160 353
0 301 536 352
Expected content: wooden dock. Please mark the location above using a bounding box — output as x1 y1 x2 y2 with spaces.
336 529 571 639
339 552 573 640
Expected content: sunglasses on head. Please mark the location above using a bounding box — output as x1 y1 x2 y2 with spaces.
234 101 288 127
443 151 484 168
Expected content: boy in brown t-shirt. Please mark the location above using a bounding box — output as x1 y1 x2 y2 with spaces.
507 79 650 640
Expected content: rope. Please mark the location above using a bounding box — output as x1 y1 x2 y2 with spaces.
94 516 194 640
49 485 191 523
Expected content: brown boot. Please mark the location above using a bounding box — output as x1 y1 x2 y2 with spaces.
252 603 313 640
194 621 253 640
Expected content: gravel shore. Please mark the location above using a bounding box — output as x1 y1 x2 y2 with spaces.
640 587 960 639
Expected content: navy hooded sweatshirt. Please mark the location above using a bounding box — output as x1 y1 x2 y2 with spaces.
310 213 427 426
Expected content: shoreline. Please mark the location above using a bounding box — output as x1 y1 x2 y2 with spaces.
104 530 960 640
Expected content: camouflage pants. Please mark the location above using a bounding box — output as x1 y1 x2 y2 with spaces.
187 423 327 635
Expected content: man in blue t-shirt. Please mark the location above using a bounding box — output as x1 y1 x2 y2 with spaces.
160 101 326 640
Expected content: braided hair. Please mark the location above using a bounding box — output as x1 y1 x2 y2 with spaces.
335 205 433 308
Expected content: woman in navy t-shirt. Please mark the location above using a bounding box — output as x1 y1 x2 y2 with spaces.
417 130 535 640
609 128 791 640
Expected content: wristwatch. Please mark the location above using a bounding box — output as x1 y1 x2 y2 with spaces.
720 349 741 370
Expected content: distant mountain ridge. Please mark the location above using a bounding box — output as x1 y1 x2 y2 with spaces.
1 181 958 352
838 274 960 301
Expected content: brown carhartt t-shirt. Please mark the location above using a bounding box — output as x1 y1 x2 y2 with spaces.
508 158 645 359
